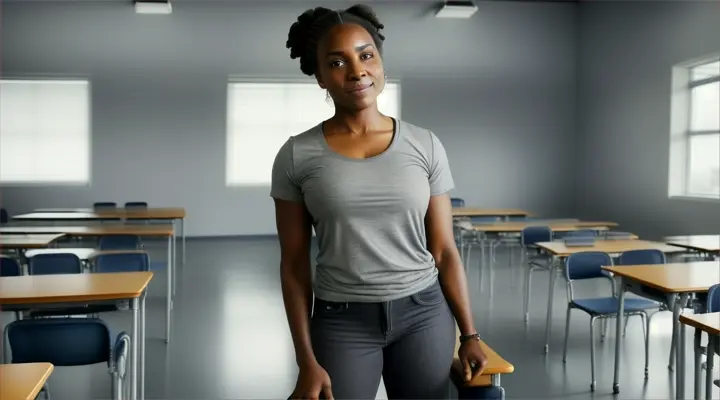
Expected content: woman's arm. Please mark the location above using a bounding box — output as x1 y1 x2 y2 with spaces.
274 198 316 367
425 193 475 335
426 193 487 381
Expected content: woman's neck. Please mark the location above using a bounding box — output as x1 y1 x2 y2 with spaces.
328 105 389 136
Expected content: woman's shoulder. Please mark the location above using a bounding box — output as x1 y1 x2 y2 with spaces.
274 123 325 169
396 119 443 152
284 122 323 146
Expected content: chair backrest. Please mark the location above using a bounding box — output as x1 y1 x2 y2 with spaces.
99 234 142 250
0 208 8 224
124 202 148 209
93 202 117 209
617 249 666 265
707 283 720 313
92 252 149 273
6 318 111 366
0 256 21 276
450 198 465 208
565 251 613 281
521 226 552 246
29 253 82 275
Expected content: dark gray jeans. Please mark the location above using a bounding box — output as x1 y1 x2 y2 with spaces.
311 279 456 399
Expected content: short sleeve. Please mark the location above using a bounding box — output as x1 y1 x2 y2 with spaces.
428 131 455 196
270 137 304 203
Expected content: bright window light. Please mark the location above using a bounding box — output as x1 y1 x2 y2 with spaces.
225 81 400 186
0 79 91 185
668 57 720 200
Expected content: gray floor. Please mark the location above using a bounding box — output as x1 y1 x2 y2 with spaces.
2 237 717 399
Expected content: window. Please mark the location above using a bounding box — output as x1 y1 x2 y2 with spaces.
668 58 720 200
0 79 91 185
225 81 400 186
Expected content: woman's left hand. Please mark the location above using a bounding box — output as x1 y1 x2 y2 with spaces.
458 338 488 382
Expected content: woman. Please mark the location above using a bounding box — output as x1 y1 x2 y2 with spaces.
271 4 487 399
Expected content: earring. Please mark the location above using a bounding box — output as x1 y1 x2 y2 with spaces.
325 90 334 106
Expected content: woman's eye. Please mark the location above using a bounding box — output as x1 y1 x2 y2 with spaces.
330 60 345 68
361 53 373 60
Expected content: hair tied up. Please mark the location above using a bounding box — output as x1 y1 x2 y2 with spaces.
286 4 386 76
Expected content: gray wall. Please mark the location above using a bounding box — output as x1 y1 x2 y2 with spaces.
0 0 577 236
576 1 720 240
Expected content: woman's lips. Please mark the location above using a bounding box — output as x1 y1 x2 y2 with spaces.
347 83 373 97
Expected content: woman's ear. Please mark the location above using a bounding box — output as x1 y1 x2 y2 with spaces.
315 72 326 89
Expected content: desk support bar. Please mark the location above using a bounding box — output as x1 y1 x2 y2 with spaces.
612 277 625 394
131 297 138 400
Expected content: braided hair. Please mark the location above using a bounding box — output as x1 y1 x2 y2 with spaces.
286 4 386 76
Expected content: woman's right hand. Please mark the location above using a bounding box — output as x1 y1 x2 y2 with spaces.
290 361 333 400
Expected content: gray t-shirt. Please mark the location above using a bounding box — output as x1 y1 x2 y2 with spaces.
270 119 455 302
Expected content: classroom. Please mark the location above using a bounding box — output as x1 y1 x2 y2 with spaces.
0 0 718 399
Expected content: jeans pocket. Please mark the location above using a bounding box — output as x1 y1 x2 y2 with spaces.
410 281 445 306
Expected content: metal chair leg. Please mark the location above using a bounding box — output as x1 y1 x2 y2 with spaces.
524 265 536 323
641 312 649 379
563 306 572 362
623 315 629 337
466 244 473 272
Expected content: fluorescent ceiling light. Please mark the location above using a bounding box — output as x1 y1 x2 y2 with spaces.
435 1 478 19
135 1 172 15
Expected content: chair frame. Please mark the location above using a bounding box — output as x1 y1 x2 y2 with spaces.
3 317 130 400
522 226 553 323
561 251 657 391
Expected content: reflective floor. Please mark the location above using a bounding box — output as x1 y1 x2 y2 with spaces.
1 237 716 399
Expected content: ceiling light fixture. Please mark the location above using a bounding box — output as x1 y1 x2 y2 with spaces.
134 0 172 15
435 1 478 19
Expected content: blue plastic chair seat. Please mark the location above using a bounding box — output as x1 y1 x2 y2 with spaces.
573 297 659 315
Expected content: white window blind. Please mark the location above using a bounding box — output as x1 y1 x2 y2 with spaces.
0 79 91 184
225 81 400 186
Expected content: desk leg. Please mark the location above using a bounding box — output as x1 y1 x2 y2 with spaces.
612 277 625 394
480 237 485 291
172 222 177 298
676 293 689 400
490 241 500 299
706 335 715 400
166 235 172 344
131 297 139 400
670 294 677 372
544 260 557 353
140 292 146 400
694 327 702 400
181 218 186 265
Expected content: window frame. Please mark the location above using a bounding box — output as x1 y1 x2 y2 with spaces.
224 77 402 187
668 57 720 202
0 76 93 187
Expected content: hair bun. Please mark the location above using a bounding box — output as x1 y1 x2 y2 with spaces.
286 7 333 60
345 4 385 39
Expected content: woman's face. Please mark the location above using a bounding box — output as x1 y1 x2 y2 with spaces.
315 23 385 112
